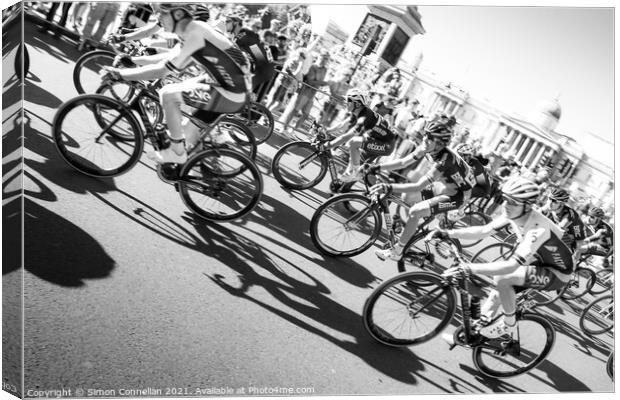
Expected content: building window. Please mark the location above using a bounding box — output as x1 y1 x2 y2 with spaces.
352 14 390 51
382 27 410 66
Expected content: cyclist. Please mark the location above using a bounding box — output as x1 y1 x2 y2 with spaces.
323 89 398 183
102 3 252 164
454 142 491 200
224 11 275 97
539 188 586 263
431 176 573 340
580 206 614 269
365 116 474 261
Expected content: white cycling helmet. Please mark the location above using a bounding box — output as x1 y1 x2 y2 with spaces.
502 176 540 204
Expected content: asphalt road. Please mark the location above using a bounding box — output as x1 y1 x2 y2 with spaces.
3 16 614 397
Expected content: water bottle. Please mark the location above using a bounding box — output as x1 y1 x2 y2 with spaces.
470 296 481 320
392 214 403 235
154 123 169 149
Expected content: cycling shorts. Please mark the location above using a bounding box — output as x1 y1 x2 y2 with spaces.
471 184 491 198
177 76 247 114
361 137 396 157
421 185 469 215
521 264 567 291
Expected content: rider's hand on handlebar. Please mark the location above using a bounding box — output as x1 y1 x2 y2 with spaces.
361 162 381 175
108 33 126 44
369 183 392 196
100 66 123 83
113 54 136 68
442 265 472 280
428 228 450 241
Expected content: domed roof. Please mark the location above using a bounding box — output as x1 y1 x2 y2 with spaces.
535 98 562 120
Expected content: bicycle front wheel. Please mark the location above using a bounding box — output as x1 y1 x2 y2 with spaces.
73 50 134 100
178 148 263 221
590 268 613 295
52 94 143 177
472 312 555 378
310 193 381 257
579 294 614 336
272 141 328 190
561 267 596 300
225 101 274 144
363 271 456 346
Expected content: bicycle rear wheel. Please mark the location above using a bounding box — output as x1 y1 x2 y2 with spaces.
310 193 381 257
607 352 614 380
579 294 614 336
178 148 263 221
472 312 555 378
52 94 143 177
363 271 456 346
590 269 614 295
225 101 274 144
272 141 328 190
561 267 596 300
73 50 134 100
207 119 257 161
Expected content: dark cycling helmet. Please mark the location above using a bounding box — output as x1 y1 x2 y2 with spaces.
346 89 368 106
548 187 570 203
424 120 453 143
588 206 605 218
193 4 210 22
455 142 474 157
501 176 541 204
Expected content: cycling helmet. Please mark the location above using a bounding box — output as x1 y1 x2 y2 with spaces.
225 10 244 24
548 187 570 203
154 3 193 16
588 206 605 218
193 4 210 22
424 120 453 144
455 142 474 157
346 89 368 106
501 176 541 204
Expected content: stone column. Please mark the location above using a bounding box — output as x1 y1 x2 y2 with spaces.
516 136 533 162
531 144 547 167
524 141 542 167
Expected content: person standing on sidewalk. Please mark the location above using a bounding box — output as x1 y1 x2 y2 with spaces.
40 1 74 37
78 2 122 51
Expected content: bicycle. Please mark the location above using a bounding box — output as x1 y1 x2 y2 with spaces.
271 120 376 193
607 351 614 381
590 268 614 295
309 170 488 262
363 240 555 379
52 77 263 222
579 293 614 336
73 40 275 145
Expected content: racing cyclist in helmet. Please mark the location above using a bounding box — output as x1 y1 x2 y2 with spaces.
224 11 275 96
431 176 573 341
323 89 398 182
539 188 586 263
580 206 614 269
103 3 252 164
454 142 491 199
366 116 475 261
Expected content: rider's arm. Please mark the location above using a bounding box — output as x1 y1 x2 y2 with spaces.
118 28 202 81
375 145 426 172
131 44 181 65
447 216 510 241
584 228 605 243
326 117 365 148
116 21 161 42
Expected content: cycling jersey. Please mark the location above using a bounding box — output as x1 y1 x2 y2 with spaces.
348 106 397 142
585 220 614 250
490 209 574 274
233 28 275 88
466 156 491 197
425 148 475 195
541 205 585 251
165 20 250 94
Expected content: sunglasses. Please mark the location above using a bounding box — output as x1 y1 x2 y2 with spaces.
550 198 563 204
502 197 522 206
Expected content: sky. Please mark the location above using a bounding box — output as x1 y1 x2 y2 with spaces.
310 3 614 168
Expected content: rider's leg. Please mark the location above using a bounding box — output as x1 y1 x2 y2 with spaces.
375 192 427 260
158 83 187 160
477 268 526 338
